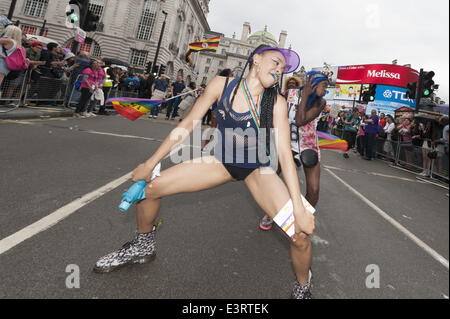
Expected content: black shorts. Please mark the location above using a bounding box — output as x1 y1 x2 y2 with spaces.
223 164 257 181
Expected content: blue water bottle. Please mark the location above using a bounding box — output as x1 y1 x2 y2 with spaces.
119 163 161 212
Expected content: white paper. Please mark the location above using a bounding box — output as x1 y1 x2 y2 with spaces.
273 197 315 237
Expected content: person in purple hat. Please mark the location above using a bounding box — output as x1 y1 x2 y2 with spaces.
260 71 329 231
94 45 315 299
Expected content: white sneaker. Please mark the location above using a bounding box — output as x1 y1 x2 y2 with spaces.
89 112 97 117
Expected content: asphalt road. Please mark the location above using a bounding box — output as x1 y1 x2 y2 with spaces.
0 115 448 299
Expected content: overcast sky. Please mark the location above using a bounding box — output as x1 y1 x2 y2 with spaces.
208 0 449 102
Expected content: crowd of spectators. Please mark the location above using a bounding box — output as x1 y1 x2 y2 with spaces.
326 107 449 178
0 25 200 120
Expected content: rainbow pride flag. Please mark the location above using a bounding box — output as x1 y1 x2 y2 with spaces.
106 97 164 121
317 131 348 152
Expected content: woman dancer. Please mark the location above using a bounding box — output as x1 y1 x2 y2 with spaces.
94 45 316 299
260 71 329 231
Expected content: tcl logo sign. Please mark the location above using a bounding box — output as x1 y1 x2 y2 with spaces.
384 89 411 101
376 85 416 107
368 70 401 80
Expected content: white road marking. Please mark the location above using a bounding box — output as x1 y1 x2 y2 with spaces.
0 136 189 255
324 165 425 183
0 172 132 255
416 177 449 190
84 130 161 142
325 168 449 270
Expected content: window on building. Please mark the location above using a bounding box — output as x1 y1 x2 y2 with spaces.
130 49 149 66
88 0 105 18
21 25 38 36
239 62 242 67
66 38 101 57
222 49 226 55
79 39 93 55
206 58 211 64
204 66 209 73
236 47 241 54
173 16 182 46
91 42 102 57
219 61 224 67
23 0 49 18
202 77 208 85
136 0 158 40
21 24 48 37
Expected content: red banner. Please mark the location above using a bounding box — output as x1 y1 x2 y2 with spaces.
337 64 419 88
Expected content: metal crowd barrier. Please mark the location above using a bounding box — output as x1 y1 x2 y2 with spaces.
376 137 401 164
22 68 70 109
331 127 345 139
0 69 29 113
66 76 140 109
1 68 75 113
2 67 145 113
375 136 449 183
430 148 449 182
328 125 448 183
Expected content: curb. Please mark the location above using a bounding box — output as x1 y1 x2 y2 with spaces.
0 107 74 121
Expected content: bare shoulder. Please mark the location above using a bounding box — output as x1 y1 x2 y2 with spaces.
274 93 288 113
203 76 234 100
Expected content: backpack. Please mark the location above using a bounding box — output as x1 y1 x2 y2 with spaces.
3 45 29 71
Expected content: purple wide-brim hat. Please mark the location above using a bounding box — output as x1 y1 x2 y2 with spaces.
250 47 300 74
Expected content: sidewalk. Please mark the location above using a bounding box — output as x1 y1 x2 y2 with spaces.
0 106 74 121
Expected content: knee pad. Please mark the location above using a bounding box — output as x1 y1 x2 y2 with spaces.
300 149 319 168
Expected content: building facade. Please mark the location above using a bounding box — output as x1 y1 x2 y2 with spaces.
0 0 211 81
195 23 288 85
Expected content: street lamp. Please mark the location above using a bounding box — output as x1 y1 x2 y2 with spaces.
152 10 168 76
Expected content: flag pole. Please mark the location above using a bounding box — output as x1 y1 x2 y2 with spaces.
163 88 201 102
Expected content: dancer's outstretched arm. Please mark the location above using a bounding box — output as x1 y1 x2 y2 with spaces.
132 77 226 182
273 95 315 236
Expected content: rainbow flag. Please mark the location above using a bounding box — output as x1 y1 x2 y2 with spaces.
185 36 220 63
317 131 348 152
106 97 164 121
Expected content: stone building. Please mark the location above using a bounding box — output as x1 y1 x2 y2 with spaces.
0 0 211 81
195 23 288 85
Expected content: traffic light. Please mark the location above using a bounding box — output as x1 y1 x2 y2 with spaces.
152 65 159 76
368 84 377 102
362 84 377 103
66 7 79 24
361 88 370 103
421 71 435 98
66 0 85 29
146 61 152 74
159 65 166 76
405 82 417 100
67 0 89 29
83 9 100 32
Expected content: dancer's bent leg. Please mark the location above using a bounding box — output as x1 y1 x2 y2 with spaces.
137 156 233 233
244 168 312 287
94 156 233 273
303 164 321 207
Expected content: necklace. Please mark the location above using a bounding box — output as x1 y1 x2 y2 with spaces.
241 79 263 130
